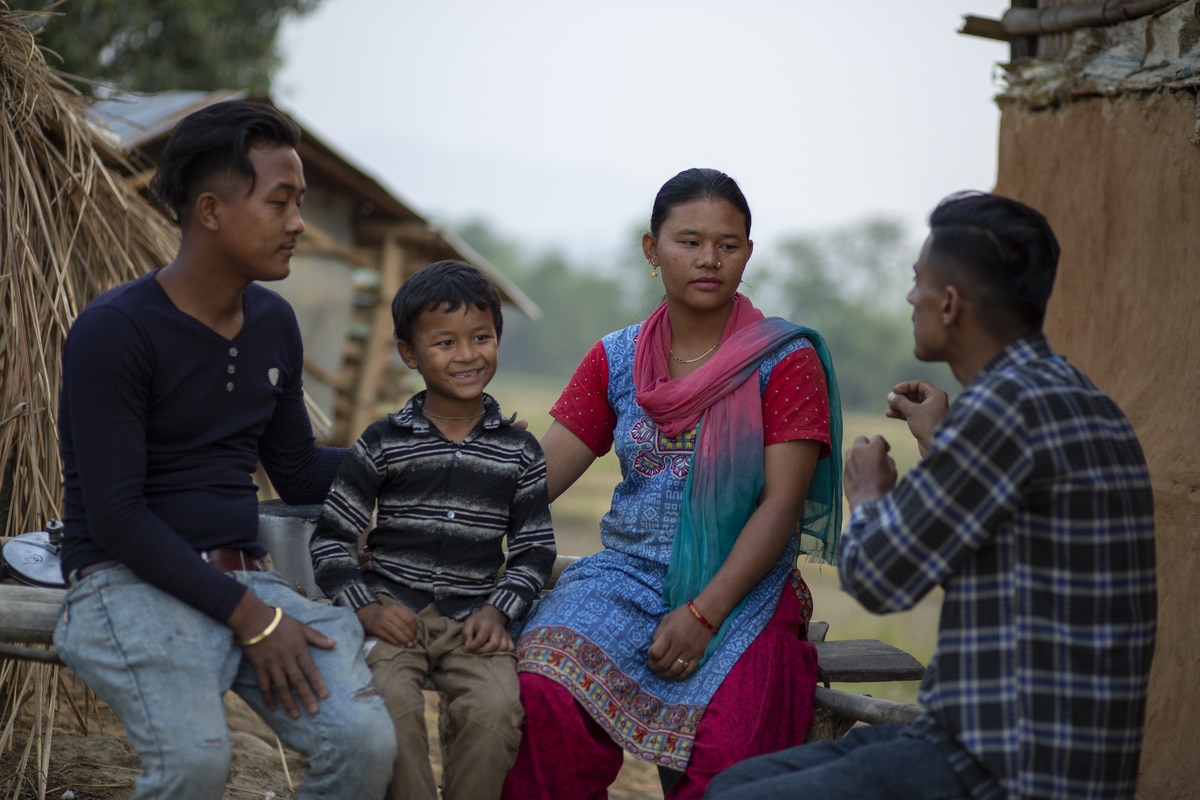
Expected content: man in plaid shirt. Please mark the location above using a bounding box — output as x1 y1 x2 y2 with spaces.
706 192 1156 800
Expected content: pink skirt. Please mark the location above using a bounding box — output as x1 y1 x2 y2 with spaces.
502 572 819 800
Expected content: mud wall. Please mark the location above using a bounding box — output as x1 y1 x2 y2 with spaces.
993 89 1200 799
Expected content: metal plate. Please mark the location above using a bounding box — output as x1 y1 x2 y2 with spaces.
2 531 66 588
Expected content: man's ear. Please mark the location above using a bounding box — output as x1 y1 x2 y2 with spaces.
396 339 418 369
194 191 222 233
942 284 964 326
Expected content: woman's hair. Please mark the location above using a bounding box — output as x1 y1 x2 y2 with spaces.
391 260 504 344
649 168 751 238
150 100 302 225
927 191 1060 333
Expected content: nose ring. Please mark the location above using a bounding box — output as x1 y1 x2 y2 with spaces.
716 261 723 269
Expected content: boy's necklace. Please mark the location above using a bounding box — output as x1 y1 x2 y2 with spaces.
423 409 486 421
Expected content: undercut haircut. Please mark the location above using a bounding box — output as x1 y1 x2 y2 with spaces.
927 191 1060 334
392 260 504 344
150 100 301 225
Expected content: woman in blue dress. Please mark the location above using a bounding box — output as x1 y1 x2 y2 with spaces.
502 168 842 800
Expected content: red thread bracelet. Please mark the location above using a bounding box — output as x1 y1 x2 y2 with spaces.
687 600 718 634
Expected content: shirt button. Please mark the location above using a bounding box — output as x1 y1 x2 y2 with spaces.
454 451 463 459
226 382 234 392
229 347 238 357
446 511 456 520
227 365 236 374
435 567 444 575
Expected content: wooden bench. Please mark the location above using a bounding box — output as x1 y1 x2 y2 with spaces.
2 529 925 795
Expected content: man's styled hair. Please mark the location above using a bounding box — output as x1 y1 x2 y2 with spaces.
928 191 1061 333
150 100 302 225
391 260 504 344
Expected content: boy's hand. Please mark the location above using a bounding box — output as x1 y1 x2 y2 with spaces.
357 601 418 648
463 605 513 653
886 380 949 457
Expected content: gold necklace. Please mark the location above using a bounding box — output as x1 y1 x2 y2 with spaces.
423 409 486 421
669 343 719 364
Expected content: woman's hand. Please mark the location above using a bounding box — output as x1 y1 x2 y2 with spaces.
647 605 713 680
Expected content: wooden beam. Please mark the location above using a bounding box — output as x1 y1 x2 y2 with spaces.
0 584 63 645
960 0 1183 47
355 219 445 249
297 220 378 269
814 687 922 726
960 14 1010 41
302 354 347 391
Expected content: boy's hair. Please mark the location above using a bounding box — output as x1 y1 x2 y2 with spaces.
150 100 302 226
392 260 504 344
927 191 1060 334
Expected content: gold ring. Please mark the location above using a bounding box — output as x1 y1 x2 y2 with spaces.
676 657 689 668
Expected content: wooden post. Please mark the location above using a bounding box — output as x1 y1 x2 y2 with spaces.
348 231 408 439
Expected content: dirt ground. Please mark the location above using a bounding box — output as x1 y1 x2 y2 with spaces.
0 667 664 800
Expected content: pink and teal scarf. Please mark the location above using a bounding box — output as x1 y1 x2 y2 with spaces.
634 293 842 657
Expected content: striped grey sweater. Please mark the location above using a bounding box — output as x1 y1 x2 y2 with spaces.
310 393 555 622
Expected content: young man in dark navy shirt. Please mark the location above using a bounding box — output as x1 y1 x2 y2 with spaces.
54 101 394 800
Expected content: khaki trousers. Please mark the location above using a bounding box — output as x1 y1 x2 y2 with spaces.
366 598 522 800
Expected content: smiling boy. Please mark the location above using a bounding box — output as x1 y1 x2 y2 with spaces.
310 260 555 800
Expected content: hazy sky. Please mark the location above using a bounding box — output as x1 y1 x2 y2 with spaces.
276 1 1012 264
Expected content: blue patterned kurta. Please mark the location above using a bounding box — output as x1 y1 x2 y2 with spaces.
515 324 821 770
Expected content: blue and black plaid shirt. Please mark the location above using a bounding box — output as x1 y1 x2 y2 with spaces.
840 332 1156 800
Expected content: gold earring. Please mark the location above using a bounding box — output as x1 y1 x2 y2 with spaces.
650 261 658 278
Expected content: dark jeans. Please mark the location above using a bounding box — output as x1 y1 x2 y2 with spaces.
704 723 969 800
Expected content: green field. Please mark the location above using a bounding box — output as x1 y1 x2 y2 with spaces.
487 372 940 704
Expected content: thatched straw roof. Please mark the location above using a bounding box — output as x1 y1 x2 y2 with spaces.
0 6 178 539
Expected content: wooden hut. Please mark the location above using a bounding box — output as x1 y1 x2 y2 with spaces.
962 2 1198 796
90 90 541 447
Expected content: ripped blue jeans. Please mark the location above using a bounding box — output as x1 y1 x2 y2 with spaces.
53 565 395 800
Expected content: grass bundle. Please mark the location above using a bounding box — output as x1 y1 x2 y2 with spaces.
2 6 178 797
1 4 178 539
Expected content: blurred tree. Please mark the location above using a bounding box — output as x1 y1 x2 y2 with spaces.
763 217 956 411
20 0 321 92
455 214 956 409
455 218 638 380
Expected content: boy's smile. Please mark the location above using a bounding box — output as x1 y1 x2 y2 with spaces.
397 303 499 418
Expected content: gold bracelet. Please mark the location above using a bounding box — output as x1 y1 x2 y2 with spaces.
239 606 283 647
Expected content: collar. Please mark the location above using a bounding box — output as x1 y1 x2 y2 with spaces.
389 391 510 435
976 331 1059 381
